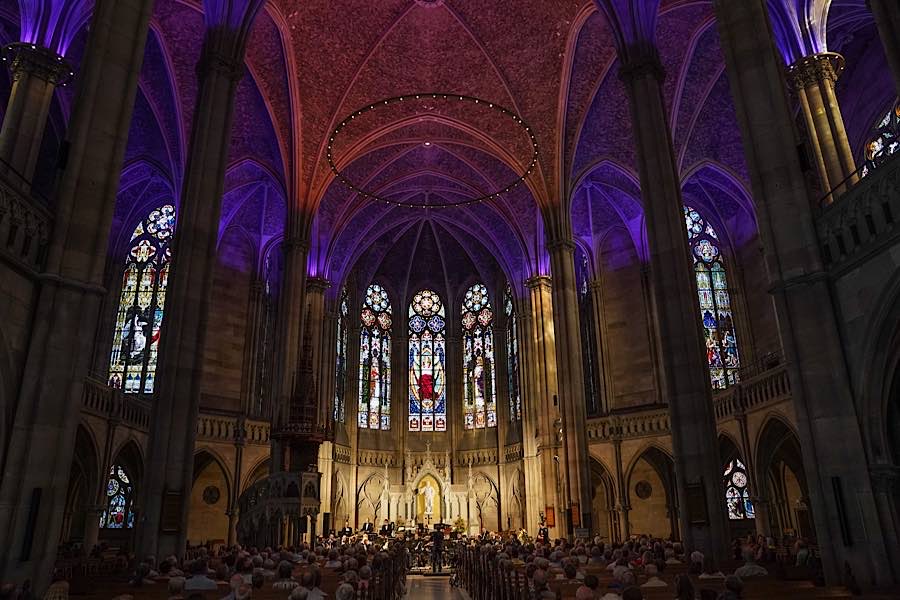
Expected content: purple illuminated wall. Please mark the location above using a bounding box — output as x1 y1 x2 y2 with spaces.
17 0 92 56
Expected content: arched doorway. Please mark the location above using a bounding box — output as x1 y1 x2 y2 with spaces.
61 425 100 549
756 418 811 539
626 447 678 539
590 457 616 542
187 450 232 547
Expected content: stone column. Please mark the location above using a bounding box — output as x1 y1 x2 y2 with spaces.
241 279 265 414
228 421 245 546
588 280 612 414
618 52 727 561
305 277 330 424
139 30 248 559
522 277 560 537
0 43 71 187
547 240 592 534
713 0 894 585
787 53 857 201
270 236 310 473
0 0 154 588
869 0 900 98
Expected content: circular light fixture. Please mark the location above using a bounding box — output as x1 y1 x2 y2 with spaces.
326 93 540 209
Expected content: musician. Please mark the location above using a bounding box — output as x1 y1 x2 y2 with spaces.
538 524 550 544
380 519 394 536
340 519 353 537
361 519 375 533
430 527 444 573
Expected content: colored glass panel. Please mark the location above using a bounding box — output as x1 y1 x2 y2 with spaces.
359 284 392 430
861 101 900 178
108 205 176 394
409 290 446 432
463 284 497 429
724 458 755 520
685 206 740 389
100 464 135 529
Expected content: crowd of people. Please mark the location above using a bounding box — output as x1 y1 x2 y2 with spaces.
454 532 816 600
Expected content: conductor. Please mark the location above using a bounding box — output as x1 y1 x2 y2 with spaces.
430 527 444 573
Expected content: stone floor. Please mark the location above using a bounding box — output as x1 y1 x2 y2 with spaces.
404 575 467 599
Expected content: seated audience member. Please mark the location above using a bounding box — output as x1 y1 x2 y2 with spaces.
167 577 185 600
250 569 263 590
184 560 217 591
221 574 244 600
324 549 343 569
131 563 155 587
723 574 744 598
272 561 298 591
674 574 695 600
640 563 666 588
699 556 725 579
689 551 704 575
335 583 355 600
734 549 767 578
622 587 644 600
288 588 308 600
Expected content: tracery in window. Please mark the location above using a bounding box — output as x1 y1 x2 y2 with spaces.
108 204 176 393
504 285 521 422
724 458 755 520
409 289 446 432
359 284 392 430
100 465 135 529
862 100 900 178
685 206 740 389
463 284 496 429
334 287 349 423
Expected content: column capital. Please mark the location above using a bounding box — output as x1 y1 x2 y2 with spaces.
525 275 552 290
545 238 576 254
787 52 845 90
306 276 331 293
282 237 311 253
618 51 665 85
2 43 73 84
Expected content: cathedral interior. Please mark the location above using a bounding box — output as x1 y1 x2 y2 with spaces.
1 0 900 595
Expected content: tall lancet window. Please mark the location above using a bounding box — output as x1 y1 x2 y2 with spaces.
504 285 521 422
408 289 446 432
108 204 176 394
100 465 135 529
575 246 600 415
334 287 349 423
359 284 392 430
462 283 497 429
724 458 755 520
861 100 900 178
684 206 740 389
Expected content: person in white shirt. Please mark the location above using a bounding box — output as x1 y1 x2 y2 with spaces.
734 549 768 578
640 563 667 588
183 560 217 591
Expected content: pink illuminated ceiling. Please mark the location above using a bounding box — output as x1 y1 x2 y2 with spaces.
0 0 888 300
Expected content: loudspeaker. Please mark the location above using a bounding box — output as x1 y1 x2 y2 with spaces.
322 512 331 535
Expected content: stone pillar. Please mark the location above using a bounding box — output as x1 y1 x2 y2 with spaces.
588 280 612 414
305 277 330 426
270 237 310 473
869 0 900 98
228 421 245 546
787 53 857 202
0 0 154 588
618 52 727 561
546 240 592 534
612 436 629 540
0 43 71 187
713 0 894 586
241 279 265 414
522 277 560 537
139 30 248 559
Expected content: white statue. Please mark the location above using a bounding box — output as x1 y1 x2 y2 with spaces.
422 481 436 515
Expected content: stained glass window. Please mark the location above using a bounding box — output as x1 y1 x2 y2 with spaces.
409 289 447 432
861 100 900 178
724 458 755 520
359 284 392 430
108 205 176 393
685 206 740 389
100 465 135 529
462 284 497 429
504 285 521 422
576 246 601 415
334 287 349 423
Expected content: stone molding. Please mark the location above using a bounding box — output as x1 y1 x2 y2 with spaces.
2 43 73 85
0 175 50 270
787 52 845 90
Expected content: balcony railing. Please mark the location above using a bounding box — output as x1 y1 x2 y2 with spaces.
816 152 900 270
586 364 792 441
0 172 50 270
